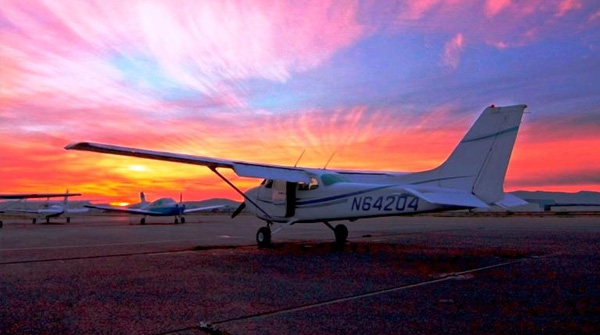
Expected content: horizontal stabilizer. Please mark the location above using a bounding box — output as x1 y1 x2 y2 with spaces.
403 186 489 208
494 194 528 209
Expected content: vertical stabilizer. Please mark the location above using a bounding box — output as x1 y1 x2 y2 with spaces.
140 192 148 205
429 104 526 203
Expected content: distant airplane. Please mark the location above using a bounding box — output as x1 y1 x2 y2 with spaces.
67 104 528 246
1 192 87 225
85 192 224 224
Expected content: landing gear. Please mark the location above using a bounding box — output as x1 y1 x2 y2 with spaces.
46 217 50 224
256 226 271 248
174 217 179 224
140 218 146 225
66 217 71 223
323 221 348 245
0 221 3 228
32 218 37 224
180 217 185 224
334 224 348 245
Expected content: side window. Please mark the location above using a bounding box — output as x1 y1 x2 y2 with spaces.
309 177 319 190
297 176 319 191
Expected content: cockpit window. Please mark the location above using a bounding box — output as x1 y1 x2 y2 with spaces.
321 174 348 186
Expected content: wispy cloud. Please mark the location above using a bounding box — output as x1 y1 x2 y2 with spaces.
441 33 464 70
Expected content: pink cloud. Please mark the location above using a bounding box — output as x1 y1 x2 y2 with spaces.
0 0 367 110
485 0 512 17
441 33 464 70
556 0 582 17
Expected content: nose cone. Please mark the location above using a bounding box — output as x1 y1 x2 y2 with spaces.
245 187 259 200
243 187 260 215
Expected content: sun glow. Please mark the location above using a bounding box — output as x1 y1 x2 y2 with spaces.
109 202 130 207
128 165 148 172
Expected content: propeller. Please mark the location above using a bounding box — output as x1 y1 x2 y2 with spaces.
178 193 185 214
231 202 246 218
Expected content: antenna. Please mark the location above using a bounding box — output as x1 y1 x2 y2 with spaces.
323 152 336 170
294 149 306 168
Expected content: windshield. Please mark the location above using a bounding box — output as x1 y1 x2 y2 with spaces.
321 174 348 186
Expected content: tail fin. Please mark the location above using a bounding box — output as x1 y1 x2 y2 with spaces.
428 104 526 204
140 192 148 205
63 189 69 207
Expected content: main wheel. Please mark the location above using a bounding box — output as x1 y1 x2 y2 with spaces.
334 224 348 245
180 217 185 224
0 221 3 228
46 218 50 224
140 218 146 225
256 227 271 248
66 217 71 223
174 217 179 224
32 218 37 224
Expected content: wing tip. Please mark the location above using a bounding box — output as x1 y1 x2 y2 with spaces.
65 142 90 150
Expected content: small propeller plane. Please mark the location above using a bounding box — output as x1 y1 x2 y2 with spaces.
85 192 224 224
1 192 88 225
66 104 528 246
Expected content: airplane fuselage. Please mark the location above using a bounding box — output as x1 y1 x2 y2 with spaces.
245 177 455 223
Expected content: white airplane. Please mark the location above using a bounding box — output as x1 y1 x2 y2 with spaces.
85 192 224 224
66 104 528 246
1 192 88 225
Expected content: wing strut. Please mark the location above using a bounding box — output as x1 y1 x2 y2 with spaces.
209 167 273 219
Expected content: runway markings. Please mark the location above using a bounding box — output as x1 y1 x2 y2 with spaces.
0 238 234 252
156 254 558 335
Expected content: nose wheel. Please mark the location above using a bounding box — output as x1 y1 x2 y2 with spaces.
256 226 272 248
334 224 348 245
323 221 348 245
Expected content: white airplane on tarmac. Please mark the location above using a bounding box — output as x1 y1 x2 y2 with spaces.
66 104 528 247
0 192 88 225
85 192 224 224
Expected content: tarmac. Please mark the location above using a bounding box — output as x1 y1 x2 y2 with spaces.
1 214 599 334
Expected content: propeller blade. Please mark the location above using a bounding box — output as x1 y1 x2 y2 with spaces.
231 202 246 218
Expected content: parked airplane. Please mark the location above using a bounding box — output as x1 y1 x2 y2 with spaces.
0 192 82 228
1 192 88 225
85 192 223 224
66 104 528 246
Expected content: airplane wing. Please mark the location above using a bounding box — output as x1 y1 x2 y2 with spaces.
84 204 158 215
0 193 81 199
66 142 311 183
183 205 225 214
3 209 43 214
402 186 490 208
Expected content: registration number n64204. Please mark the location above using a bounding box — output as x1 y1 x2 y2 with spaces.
351 195 419 212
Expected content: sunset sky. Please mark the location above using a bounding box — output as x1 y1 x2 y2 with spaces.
1 0 599 203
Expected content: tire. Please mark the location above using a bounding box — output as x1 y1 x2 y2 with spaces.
32 218 37 224
180 217 185 224
140 218 146 225
256 227 272 248
66 217 71 223
334 224 348 245
0 221 3 228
